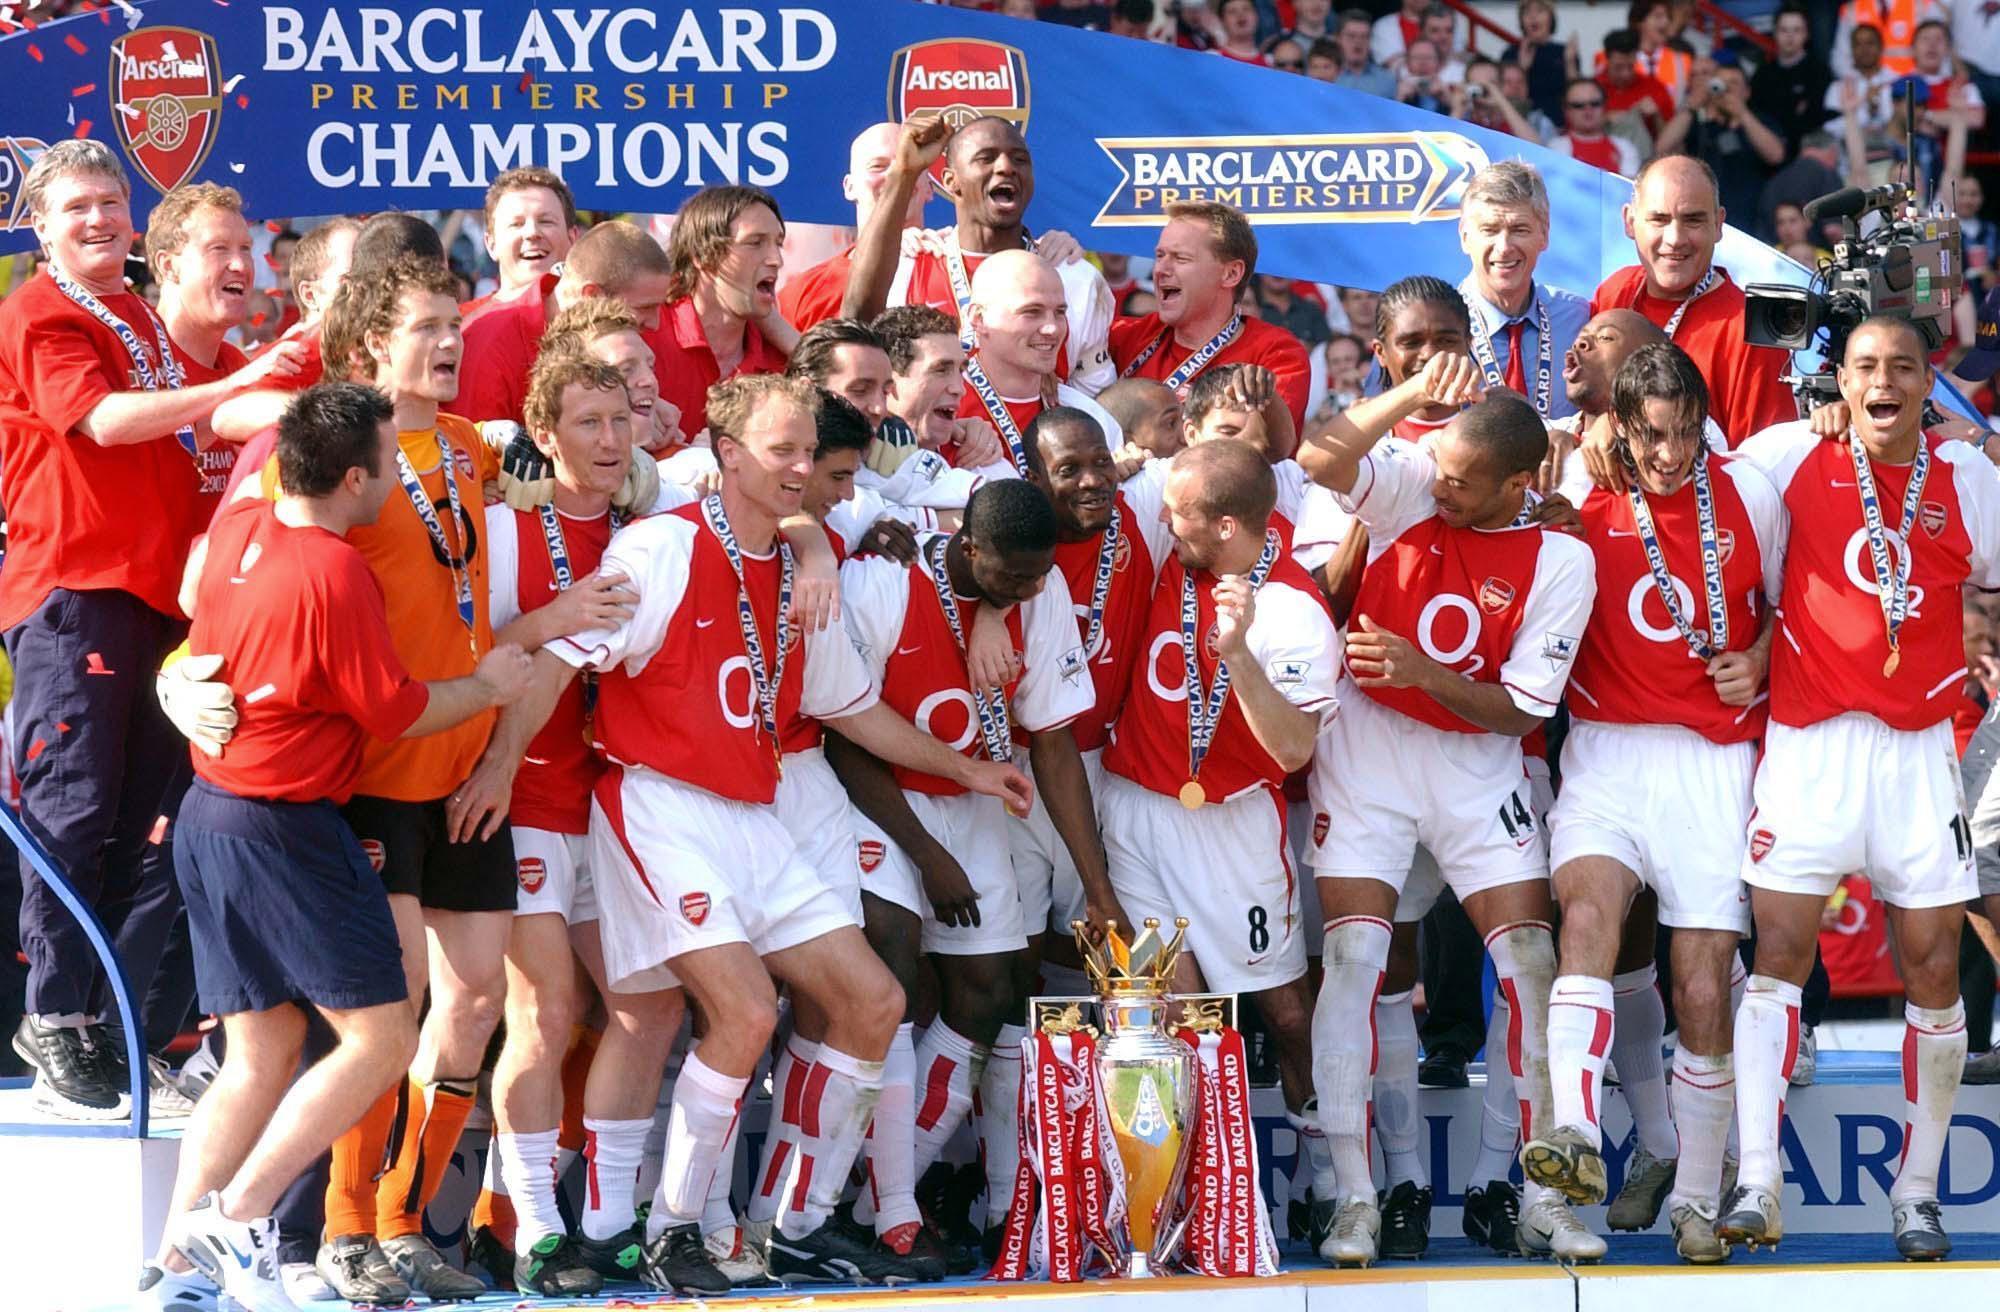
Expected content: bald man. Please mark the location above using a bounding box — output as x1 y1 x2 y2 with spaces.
1098 377 1186 459
843 115 1116 395
1551 308 1728 501
458 220 675 424
1589 156 1795 444
781 124 936 333
956 250 1123 481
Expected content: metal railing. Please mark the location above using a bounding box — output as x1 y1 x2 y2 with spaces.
0 801 150 1137
1435 0 1520 55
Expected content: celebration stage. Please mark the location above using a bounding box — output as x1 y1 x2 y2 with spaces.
17 1051 2000 1311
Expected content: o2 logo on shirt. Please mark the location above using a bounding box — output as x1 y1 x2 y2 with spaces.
1841 527 1926 619
1626 574 1698 646
1414 594 1486 675
914 688 979 751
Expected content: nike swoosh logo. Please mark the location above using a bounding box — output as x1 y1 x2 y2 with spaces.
696 617 716 629
1429 545 1444 556
1830 480 1857 488
1607 528 1637 538
896 645 922 656
547 581 561 592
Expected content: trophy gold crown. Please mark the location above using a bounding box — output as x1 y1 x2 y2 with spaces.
1070 917 1189 997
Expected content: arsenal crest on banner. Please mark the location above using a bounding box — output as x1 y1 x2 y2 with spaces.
110 27 224 195
887 38 1031 181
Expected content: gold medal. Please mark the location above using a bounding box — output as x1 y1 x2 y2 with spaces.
1883 647 1901 678
1178 780 1206 809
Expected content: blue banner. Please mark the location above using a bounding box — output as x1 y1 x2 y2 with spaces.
0 0 1808 303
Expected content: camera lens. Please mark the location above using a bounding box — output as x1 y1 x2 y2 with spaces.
1708 77 1726 95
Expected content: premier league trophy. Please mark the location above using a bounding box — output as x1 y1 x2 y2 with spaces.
990 916 1280 1283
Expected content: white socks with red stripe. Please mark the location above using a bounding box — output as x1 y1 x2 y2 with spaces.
496 1129 563 1250
976 1025 1026 1227
912 1022 983 1177
747 1035 818 1226
1373 989 1427 1188
1611 965 1678 1160
775 1046 886 1240
580 1116 651 1241
860 1023 921 1234
1667 1049 1734 1207
1469 989 1522 1187
1311 915 1391 1204
1894 1000 1968 1204
1732 974 1802 1195
703 1113 744 1236
1484 922 1556 1148
648 1053 747 1239
1547 974 1615 1148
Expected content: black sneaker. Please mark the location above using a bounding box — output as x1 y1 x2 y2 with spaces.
769 1218 923 1285
314 1235 412 1304
916 1161 985 1274
876 1220 948 1282
465 1225 514 1291
574 1224 648 1282
514 1233 604 1296
1379 1181 1433 1259
1417 1045 1470 1089
1462 1181 1521 1255
13 1015 126 1119
638 1223 731 1295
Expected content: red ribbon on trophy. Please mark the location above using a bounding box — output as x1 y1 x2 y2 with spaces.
1176 1026 1281 1277
989 1029 1125 1281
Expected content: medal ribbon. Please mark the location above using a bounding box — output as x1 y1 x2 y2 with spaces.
1847 427 1929 669
703 493 793 762
1626 454 1728 661
925 534 1014 763
1461 278 1553 418
1083 503 1123 656
396 437 477 641
1652 268 1721 340
49 267 197 459
960 352 1036 477
1183 532 1279 786
1119 314 1243 393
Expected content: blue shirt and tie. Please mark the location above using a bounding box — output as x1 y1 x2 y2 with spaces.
1460 279 1591 423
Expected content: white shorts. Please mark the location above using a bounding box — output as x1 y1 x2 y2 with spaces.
1549 721 1753 933
589 768 857 993
511 827 599 924
1743 713 1975 910
1099 772 1307 995
1308 685 1547 903
1008 746 1106 939
775 747 864 924
855 789 1027 957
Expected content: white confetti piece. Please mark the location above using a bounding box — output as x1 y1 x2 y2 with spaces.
223 73 243 93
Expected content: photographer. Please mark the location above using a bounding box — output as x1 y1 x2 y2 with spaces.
1396 39 1450 113
1653 59 1787 225
1449 58 1550 141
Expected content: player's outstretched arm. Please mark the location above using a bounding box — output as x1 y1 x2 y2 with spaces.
1297 353 1481 494
825 728 985 928
407 643 533 739
79 339 308 448
826 701 1033 813
1214 578 1322 770
840 114 951 324
1347 615 1542 736
1028 724 1126 941
441 649 579 842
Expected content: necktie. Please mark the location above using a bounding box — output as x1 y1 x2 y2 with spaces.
1504 319 1528 396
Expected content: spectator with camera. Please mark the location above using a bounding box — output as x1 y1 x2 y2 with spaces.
1449 58 1550 141
1653 58 1787 225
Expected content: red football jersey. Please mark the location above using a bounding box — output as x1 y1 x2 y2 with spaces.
1108 313 1311 431
487 503 613 833
1341 446 1596 733
779 246 853 333
553 504 874 803
1590 266 1796 445
1568 454 1786 744
643 296 787 439
189 499 429 802
456 272 557 424
1052 466 1175 751
1105 542 1340 801
1737 423 2000 732
0 272 213 628
842 537 1093 795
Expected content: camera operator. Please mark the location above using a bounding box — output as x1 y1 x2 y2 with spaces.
1653 59 1787 227
1449 58 1549 141
1397 39 1451 113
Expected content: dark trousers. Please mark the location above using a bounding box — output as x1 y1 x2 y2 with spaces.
6 588 189 1021
1418 890 1489 1058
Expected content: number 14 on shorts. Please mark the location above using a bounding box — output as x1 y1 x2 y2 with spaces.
1498 791 1536 848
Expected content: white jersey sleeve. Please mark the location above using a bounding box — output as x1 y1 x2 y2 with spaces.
1056 261 1116 397
837 554 912 684
1119 458 1175 577
550 514 695 674
1342 445 1440 555
1731 419 1818 493
1291 484 1353 575
800 611 880 721
1245 580 1342 716
824 487 941 556
1719 455 1789 607
862 447 983 510
1497 531 1596 717
1942 438 2000 589
1014 568 1095 732
484 502 523 633
1273 459 1310 527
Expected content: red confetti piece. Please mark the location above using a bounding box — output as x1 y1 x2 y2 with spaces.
518 71 533 91
26 44 42 61
234 92 247 108
25 739 45 763
64 33 86 54
55 722 69 734
72 82 95 96
265 219 282 233
72 118 91 138
250 310 267 327
0 20 15 36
